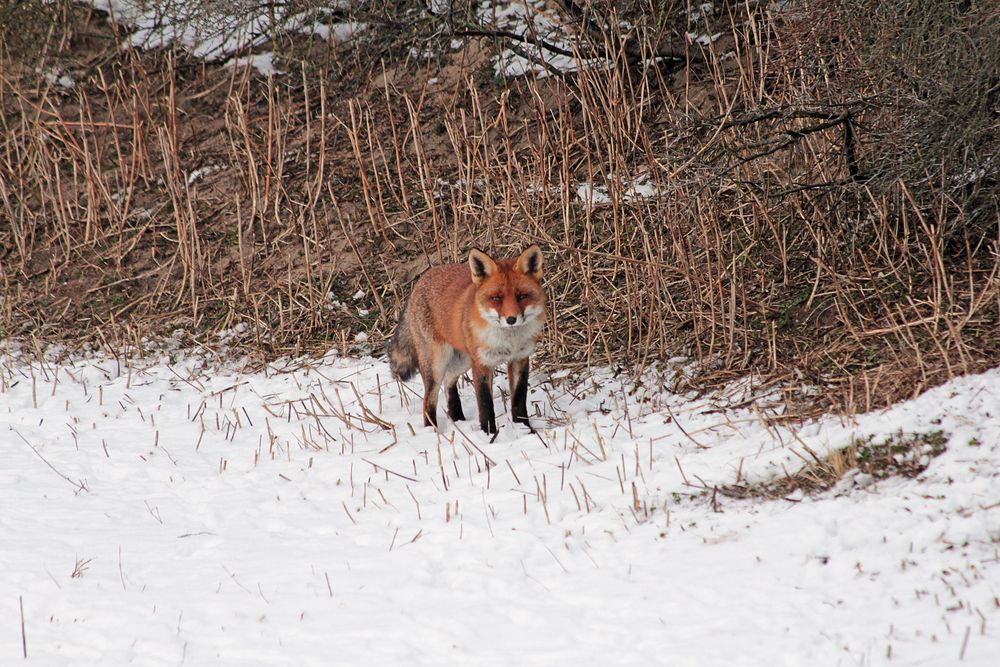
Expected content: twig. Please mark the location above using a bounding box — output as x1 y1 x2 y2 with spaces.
663 404 709 449
14 430 89 493
452 423 498 467
361 457 418 482
20 596 27 659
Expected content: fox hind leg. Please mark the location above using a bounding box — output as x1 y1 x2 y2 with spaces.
419 359 441 428
443 349 470 422
419 344 445 429
422 343 462 429
446 382 465 421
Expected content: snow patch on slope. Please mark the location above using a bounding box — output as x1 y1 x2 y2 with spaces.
91 0 367 63
480 1 601 78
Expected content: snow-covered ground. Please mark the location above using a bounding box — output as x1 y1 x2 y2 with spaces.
3 350 999 665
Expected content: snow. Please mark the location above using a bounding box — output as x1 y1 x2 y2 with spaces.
90 1 368 63
43 69 76 91
225 52 282 77
686 31 724 46
428 0 455 14
185 165 220 186
297 21 368 45
480 1 602 78
577 174 661 207
87 1 607 79
576 182 613 206
689 3 716 22
92 0 276 61
3 348 1000 665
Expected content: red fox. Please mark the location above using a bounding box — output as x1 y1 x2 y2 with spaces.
388 245 545 435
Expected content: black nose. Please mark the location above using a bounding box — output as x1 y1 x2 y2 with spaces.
506 316 517 325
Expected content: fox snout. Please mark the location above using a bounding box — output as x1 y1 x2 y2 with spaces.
491 308 535 328
499 313 524 328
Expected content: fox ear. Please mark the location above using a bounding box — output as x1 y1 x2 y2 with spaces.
469 248 497 285
516 245 543 279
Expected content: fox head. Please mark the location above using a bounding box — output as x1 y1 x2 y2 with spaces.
469 245 546 329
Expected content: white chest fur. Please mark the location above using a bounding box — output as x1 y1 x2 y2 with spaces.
475 313 543 367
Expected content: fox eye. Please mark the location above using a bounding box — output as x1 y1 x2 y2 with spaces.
516 293 530 302
489 294 503 303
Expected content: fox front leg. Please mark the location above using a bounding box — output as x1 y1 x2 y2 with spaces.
472 363 497 435
508 357 531 428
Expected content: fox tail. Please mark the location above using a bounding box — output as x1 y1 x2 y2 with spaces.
387 304 417 381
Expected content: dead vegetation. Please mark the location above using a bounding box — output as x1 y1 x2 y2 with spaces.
723 430 949 499
1 0 999 415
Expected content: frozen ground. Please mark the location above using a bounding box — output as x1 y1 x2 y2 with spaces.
2 349 999 666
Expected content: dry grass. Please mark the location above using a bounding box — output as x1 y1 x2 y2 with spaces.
723 430 949 500
1 0 999 415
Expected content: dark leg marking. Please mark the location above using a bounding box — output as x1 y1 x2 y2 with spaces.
446 382 465 421
509 358 530 427
475 373 497 435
